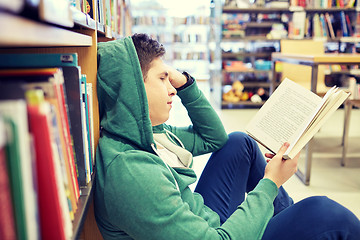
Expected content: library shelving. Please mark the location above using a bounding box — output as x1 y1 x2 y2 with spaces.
131 1 211 81
219 0 360 108
0 0 131 239
220 5 287 108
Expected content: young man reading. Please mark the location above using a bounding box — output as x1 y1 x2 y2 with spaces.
94 33 360 240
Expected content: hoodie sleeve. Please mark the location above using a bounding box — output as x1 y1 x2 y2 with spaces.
103 152 278 240
167 80 228 156
104 151 277 240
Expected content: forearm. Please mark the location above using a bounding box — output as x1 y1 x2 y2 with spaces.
220 179 278 239
174 79 228 155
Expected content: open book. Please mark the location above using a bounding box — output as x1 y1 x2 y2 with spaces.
246 78 350 159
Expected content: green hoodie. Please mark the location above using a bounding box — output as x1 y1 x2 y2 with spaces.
94 37 279 240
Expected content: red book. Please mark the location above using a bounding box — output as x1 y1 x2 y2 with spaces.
345 14 354 36
27 103 72 240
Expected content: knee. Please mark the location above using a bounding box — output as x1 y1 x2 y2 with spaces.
301 196 360 233
227 131 254 146
226 132 258 151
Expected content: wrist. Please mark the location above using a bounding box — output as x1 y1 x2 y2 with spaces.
176 71 194 91
263 177 280 188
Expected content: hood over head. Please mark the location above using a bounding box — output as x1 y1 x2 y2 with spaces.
97 37 154 151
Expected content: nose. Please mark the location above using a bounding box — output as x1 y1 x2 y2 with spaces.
167 80 177 96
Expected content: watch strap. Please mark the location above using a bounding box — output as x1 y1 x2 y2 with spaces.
176 71 194 91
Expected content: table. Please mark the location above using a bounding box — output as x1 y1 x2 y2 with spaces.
342 99 360 166
271 53 360 185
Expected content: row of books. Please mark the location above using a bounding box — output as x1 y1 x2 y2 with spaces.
289 11 356 39
132 15 210 27
290 0 357 8
0 0 74 28
325 66 360 99
98 0 132 37
173 51 208 61
0 53 94 239
0 0 132 37
132 15 168 26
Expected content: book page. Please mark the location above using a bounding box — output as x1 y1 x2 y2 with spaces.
246 78 322 155
288 89 350 158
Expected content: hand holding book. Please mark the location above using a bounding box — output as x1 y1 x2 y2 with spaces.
264 142 300 188
246 78 350 160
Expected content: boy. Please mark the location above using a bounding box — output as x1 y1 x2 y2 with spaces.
94 33 360 239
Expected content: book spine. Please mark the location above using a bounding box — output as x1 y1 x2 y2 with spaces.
0 53 78 68
0 118 17 240
86 83 95 167
345 13 353 36
0 100 39 240
340 11 349 36
319 14 328 37
52 71 81 195
81 76 93 174
325 13 335 39
27 101 69 240
80 82 91 183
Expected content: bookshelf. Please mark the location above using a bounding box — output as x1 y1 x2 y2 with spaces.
131 0 211 81
0 0 131 239
220 5 287 108
219 0 360 108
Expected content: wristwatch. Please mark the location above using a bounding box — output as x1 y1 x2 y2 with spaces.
176 71 195 91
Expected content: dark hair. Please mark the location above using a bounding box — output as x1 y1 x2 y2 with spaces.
131 33 166 80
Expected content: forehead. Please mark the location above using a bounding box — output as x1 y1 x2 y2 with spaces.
149 57 167 73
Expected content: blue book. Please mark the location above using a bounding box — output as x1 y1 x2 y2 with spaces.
0 53 88 187
0 53 78 67
340 11 349 37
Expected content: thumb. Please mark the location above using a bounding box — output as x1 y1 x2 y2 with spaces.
276 142 290 157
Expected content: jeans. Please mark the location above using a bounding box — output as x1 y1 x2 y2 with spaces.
195 132 360 239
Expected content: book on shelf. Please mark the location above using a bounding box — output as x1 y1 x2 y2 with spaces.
87 82 95 166
23 76 78 216
0 0 24 13
355 12 360 37
26 89 73 240
82 75 95 171
344 13 353 36
0 0 74 27
39 0 74 27
340 11 349 37
0 68 80 213
0 53 91 187
319 14 328 38
337 0 345 7
80 75 92 183
0 97 39 240
313 13 322 38
0 117 17 240
0 69 79 239
290 11 306 39
325 13 336 39
62 66 91 186
246 78 350 159
97 0 105 26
